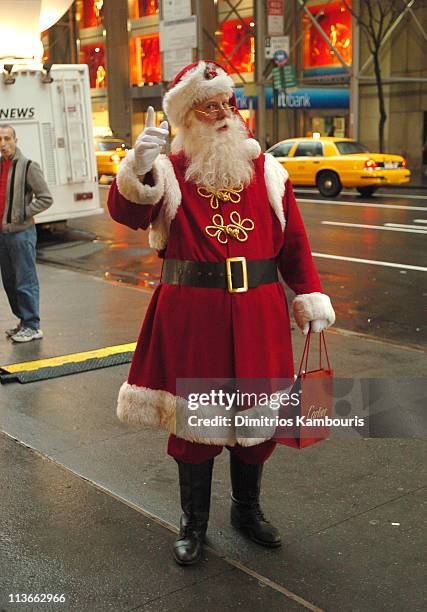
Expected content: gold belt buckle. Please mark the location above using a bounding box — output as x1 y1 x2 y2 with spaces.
226 256 248 293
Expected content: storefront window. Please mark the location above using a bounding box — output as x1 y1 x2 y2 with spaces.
76 0 104 30
130 34 161 85
308 114 347 138
129 0 159 19
79 43 106 88
303 1 352 76
218 17 255 75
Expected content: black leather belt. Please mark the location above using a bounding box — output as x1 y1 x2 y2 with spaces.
161 257 278 293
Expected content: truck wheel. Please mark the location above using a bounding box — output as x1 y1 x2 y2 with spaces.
317 171 342 197
357 186 377 197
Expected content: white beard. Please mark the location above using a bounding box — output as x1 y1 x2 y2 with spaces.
171 114 255 191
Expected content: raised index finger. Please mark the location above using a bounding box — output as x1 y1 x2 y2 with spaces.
145 106 155 128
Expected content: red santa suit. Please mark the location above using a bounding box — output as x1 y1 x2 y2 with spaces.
107 137 334 464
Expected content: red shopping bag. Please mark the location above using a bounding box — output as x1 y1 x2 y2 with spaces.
275 330 334 449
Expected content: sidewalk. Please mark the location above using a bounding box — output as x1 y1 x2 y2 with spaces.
0 265 425 612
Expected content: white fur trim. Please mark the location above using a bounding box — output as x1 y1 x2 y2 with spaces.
117 382 237 445
117 150 165 205
292 292 336 331
264 153 288 231
117 382 175 429
245 138 262 159
163 61 235 128
148 156 182 250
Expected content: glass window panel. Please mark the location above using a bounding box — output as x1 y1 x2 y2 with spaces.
218 17 255 75
130 34 162 85
270 142 295 157
130 0 158 18
79 43 106 88
139 0 158 16
303 1 352 75
335 141 369 154
97 140 130 151
294 142 323 157
76 0 104 29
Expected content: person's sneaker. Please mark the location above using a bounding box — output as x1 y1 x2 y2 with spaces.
5 323 23 337
11 327 43 343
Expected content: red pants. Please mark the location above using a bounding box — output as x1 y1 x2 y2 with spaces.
168 434 276 465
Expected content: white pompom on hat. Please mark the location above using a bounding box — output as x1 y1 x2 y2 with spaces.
162 60 236 128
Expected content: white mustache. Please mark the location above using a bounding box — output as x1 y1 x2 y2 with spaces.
215 120 230 129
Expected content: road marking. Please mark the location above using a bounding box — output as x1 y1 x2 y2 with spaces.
377 192 427 200
321 221 427 234
413 219 427 224
313 252 427 272
297 198 427 211
385 222 427 229
295 188 427 201
1 343 136 373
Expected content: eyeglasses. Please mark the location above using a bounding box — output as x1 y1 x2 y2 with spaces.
194 102 234 118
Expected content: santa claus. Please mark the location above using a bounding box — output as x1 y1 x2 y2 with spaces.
107 60 335 566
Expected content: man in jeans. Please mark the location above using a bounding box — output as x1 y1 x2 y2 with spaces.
0 124 53 342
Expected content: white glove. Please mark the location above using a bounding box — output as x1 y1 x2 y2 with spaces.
293 292 335 335
303 319 329 335
134 106 169 176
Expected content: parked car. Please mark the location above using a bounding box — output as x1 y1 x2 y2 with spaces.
94 137 130 178
266 137 411 197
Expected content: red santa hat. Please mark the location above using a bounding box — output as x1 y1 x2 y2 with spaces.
162 60 236 128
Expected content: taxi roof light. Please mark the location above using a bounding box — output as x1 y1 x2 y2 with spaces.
312 132 321 139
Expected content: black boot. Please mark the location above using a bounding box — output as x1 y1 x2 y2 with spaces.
173 458 214 565
230 453 281 547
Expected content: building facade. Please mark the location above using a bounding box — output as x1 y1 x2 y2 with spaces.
43 0 427 174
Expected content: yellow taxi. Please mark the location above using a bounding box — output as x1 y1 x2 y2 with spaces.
94 137 130 178
266 136 411 197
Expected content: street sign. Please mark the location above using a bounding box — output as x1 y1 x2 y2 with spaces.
267 0 284 36
272 64 298 90
272 67 283 90
273 49 288 67
283 65 297 87
163 48 193 82
162 0 191 21
159 16 197 52
265 35 289 59
160 14 197 82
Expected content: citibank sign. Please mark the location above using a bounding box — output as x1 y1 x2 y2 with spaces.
235 87 349 110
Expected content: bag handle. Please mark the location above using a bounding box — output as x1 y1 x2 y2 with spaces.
319 329 331 371
298 327 331 376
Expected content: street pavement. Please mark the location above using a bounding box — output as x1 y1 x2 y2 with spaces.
292 188 427 348
0 263 425 612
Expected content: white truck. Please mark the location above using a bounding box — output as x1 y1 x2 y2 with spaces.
0 63 102 224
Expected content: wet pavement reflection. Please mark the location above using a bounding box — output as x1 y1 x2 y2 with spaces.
37 210 162 291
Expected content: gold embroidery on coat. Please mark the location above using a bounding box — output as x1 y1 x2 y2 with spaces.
197 186 243 209
205 211 255 244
